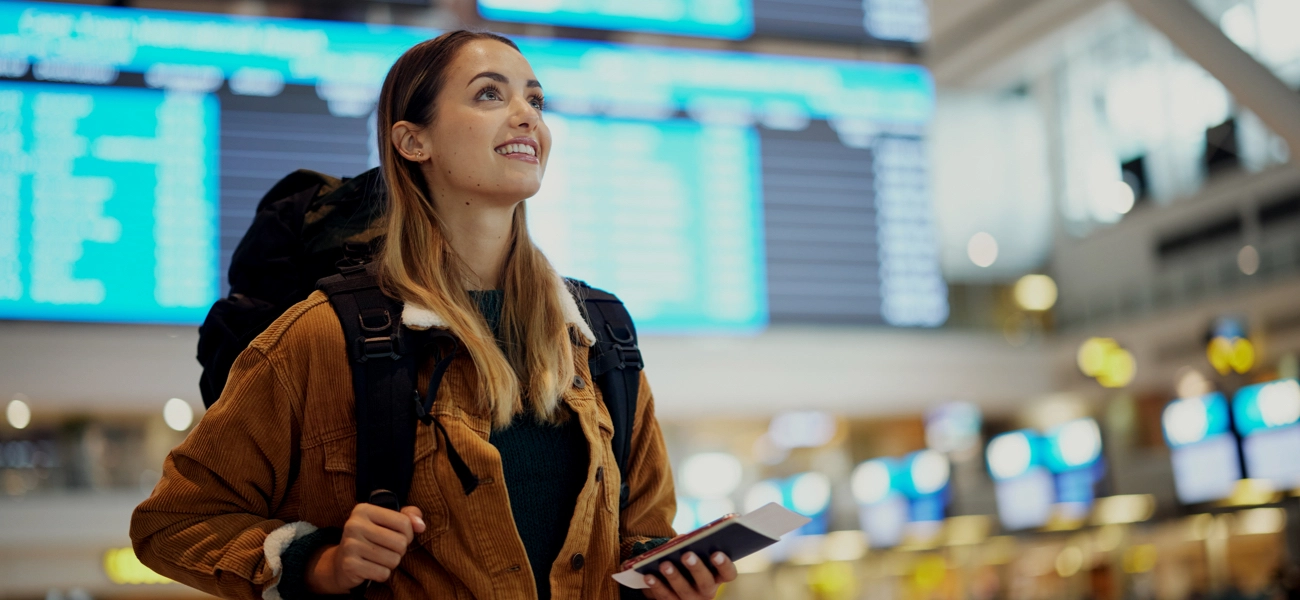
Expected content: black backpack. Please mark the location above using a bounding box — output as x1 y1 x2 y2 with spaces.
197 167 644 509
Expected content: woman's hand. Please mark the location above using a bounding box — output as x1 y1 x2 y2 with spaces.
305 504 426 594
642 552 738 600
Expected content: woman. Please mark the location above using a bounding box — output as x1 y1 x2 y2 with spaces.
131 31 737 600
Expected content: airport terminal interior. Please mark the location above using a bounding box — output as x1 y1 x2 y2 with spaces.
2 0 1300 598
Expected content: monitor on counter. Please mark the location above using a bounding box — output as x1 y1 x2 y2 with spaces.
1234 380 1300 490
1163 392 1242 504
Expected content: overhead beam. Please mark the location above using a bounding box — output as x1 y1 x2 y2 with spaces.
1124 0 1300 165
927 0 1104 87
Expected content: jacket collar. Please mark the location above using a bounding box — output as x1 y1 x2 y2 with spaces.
401 277 596 347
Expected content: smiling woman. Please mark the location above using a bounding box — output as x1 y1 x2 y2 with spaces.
130 30 734 600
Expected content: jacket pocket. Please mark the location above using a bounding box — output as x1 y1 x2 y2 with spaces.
595 418 618 514
322 434 450 539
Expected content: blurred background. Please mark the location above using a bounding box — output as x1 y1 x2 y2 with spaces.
1 0 1299 598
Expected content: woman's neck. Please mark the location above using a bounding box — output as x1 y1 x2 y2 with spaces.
432 193 517 290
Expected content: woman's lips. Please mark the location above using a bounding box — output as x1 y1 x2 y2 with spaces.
494 138 540 164
497 151 539 164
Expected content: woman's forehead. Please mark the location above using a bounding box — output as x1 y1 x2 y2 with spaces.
449 39 537 85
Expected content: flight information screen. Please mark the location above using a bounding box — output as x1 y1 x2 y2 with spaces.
476 0 930 44
477 0 753 40
0 2 944 332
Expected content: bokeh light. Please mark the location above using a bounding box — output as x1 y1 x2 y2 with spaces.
6 397 31 430
680 452 744 498
1013 274 1059 311
790 472 832 516
163 398 194 432
850 459 893 505
1054 418 1102 468
909 450 950 495
987 431 1033 481
1163 396 1210 446
1238 245 1260 275
967 232 999 268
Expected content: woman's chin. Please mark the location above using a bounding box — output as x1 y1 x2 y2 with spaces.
490 176 543 200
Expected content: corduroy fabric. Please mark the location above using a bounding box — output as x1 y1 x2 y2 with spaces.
130 290 677 600
469 289 591 600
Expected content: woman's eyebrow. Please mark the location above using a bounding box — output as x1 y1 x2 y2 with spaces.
468 71 542 90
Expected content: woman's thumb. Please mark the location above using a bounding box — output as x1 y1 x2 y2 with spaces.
401 505 426 533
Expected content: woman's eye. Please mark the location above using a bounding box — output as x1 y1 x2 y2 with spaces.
478 88 501 101
530 97 545 110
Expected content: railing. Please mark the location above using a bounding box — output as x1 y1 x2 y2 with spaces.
1056 225 1300 330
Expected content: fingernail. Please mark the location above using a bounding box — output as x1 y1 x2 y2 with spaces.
415 517 425 528
645 576 657 586
683 553 698 566
663 564 675 575
712 553 726 565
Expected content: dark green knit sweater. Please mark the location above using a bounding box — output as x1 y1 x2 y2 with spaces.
275 291 588 600
475 290 589 600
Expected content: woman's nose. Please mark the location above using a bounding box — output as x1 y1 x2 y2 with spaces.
510 97 537 130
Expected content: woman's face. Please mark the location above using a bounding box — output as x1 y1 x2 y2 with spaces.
411 39 551 206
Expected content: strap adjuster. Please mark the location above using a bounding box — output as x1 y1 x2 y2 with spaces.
354 334 402 362
413 390 434 425
616 344 643 370
602 323 643 370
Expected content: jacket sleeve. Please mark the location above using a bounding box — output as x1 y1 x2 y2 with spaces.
618 371 678 560
132 346 310 600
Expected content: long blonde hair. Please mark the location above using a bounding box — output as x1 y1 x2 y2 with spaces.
375 31 575 428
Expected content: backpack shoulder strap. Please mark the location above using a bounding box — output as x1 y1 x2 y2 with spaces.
567 278 643 511
317 265 422 505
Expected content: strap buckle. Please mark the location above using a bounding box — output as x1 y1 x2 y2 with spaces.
413 390 434 425
354 334 402 362
604 323 643 370
616 345 643 370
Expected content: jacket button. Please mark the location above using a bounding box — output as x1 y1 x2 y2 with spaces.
595 466 604 482
573 376 586 389
571 553 585 571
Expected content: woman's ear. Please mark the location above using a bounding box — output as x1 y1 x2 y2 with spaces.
392 120 429 163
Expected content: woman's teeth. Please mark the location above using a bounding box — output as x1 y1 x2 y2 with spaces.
495 143 536 156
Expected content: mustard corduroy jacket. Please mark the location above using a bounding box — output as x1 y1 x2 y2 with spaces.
130 286 677 599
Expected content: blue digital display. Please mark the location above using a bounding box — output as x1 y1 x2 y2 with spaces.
1042 418 1103 474
1233 379 1300 437
0 2 940 331
1162 392 1232 448
478 0 753 40
987 425 1102 525
529 114 766 332
850 451 948 542
1233 379 1300 489
993 467 1054 531
0 82 218 324
986 430 1044 482
1169 434 1242 504
1162 392 1244 503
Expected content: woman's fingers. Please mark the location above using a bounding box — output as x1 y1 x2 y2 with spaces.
711 552 738 583
358 504 415 542
681 553 717 596
401 505 427 534
357 521 410 555
642 574 678 600
342 551 392 582
659 561 701 600
356 541 405 570
335 501 424 586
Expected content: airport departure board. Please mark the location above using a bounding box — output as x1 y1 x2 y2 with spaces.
0 1 945 331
